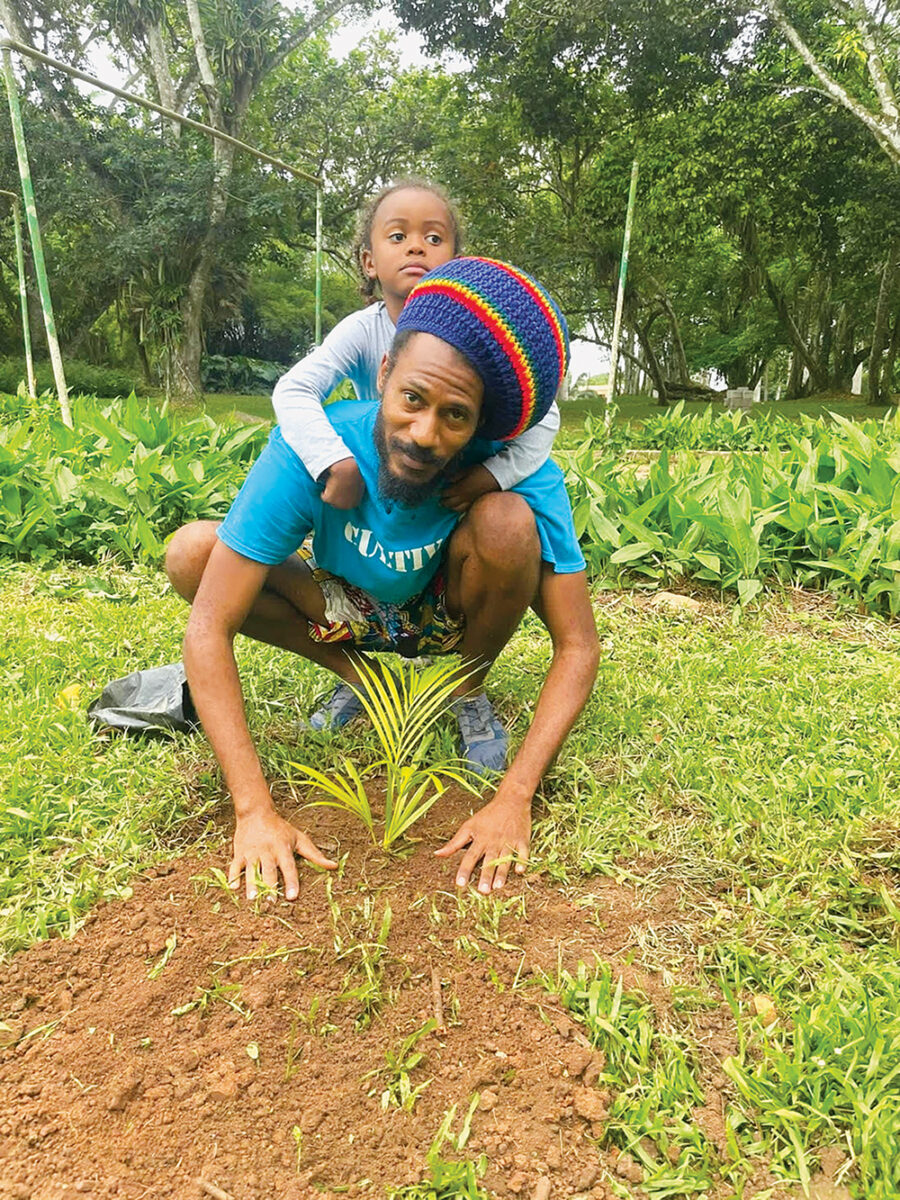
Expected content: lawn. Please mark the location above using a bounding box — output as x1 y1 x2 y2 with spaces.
1 558 899 1196
169 389 898 440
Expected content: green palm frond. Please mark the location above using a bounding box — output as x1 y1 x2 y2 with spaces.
290 757 374 836
290 656 486 850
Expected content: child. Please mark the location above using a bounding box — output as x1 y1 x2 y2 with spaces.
272 177 561 515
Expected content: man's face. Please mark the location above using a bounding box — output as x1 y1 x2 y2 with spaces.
376 332 483 505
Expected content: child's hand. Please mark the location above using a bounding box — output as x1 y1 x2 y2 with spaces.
321 457 365 509
442 465 500 513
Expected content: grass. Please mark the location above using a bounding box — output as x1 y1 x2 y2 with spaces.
174 391 274 424
558 392 896 435
3 558 900 1193
159 387 897 440
0 557 326 954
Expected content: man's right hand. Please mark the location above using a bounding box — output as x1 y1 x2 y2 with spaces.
321 456 365 509
229 808 337 900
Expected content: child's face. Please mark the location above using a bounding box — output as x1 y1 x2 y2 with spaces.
361 188 456 313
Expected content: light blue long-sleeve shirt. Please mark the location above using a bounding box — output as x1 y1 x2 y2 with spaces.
271 302 561 490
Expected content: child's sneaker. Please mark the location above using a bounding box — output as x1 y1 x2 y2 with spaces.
451 693 508 775
304 681 365 731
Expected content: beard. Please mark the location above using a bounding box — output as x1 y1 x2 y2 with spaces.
373 410 462 506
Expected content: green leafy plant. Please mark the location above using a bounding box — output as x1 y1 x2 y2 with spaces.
201 352 284 395
0 392 265 565
367 1018 437 1111
387 1096 488 1199
290 657 482 849
0 358 140 399
562 406 900 613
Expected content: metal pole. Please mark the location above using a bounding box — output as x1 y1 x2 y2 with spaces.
607 158 639 426
315 185 323 346
0 188 36 397
2 49 70 424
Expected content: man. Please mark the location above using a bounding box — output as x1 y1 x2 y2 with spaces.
165 257 599 901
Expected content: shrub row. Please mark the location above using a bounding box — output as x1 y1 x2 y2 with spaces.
2 389 899 613
595 400 876 452
564 410 900 614
0 389 265 563
0 358 140 399
201 353 284 395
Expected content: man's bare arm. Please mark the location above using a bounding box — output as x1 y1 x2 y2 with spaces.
184 540 335 898
437 568 599 891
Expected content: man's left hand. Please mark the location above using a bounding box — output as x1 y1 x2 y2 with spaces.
435 791 531 893
442 465 500 514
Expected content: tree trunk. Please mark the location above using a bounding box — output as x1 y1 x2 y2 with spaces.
668 309 690 384
867 238 900 404
634 317 669 405
170 139 237 399
817 288 834 383
762 271 828 392
883 306 900 405
786 351 807 399
830 302 855 391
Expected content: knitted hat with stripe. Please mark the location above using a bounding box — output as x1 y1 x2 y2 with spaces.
395 256 570 442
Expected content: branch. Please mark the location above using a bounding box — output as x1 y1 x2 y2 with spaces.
145 19 179 116
103 67 143 108
589 338 646 371
76 25 101 57
763 0 900 164
265 0 357 78
174 63 199 112
184 0 223 129
0 0 33 57
850 0 899 123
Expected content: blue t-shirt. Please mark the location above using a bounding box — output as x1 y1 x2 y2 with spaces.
218 401 584 605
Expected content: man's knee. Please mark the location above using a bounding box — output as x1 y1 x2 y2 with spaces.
462 493 540 576
165 520 220 602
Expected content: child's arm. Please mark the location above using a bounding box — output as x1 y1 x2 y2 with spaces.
272 312 373 509
442 400 561 513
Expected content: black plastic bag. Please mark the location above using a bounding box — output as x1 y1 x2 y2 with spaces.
87 662 199 735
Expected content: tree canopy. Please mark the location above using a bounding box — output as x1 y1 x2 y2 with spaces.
1 0 898 401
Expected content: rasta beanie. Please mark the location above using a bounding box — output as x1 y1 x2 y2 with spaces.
395 256 570 442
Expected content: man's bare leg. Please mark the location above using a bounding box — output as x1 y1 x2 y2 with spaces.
445 492 542 695
441 493 542 773
166 520 370 688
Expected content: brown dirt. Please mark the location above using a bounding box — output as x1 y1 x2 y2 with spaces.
0 790 741 1200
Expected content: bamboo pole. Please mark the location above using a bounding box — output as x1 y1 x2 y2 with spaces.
315 185 323 346
606 158 639 427
2 50 70 423
0 40 322 185
0 187 36 398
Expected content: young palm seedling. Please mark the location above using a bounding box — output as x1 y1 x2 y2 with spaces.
290 656 483 850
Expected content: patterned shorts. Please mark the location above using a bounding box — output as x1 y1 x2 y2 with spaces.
298 539 464 658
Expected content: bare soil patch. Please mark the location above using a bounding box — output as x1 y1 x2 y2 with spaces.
0 790 741 1200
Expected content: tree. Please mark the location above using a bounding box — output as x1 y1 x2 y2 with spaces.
753 0 900 399
0 0 365 396
395 0 899 401
761 0 899 166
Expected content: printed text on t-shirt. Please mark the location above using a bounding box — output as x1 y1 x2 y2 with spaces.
343 522 445 573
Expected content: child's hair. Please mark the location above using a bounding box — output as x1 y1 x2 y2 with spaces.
352 177 464 304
